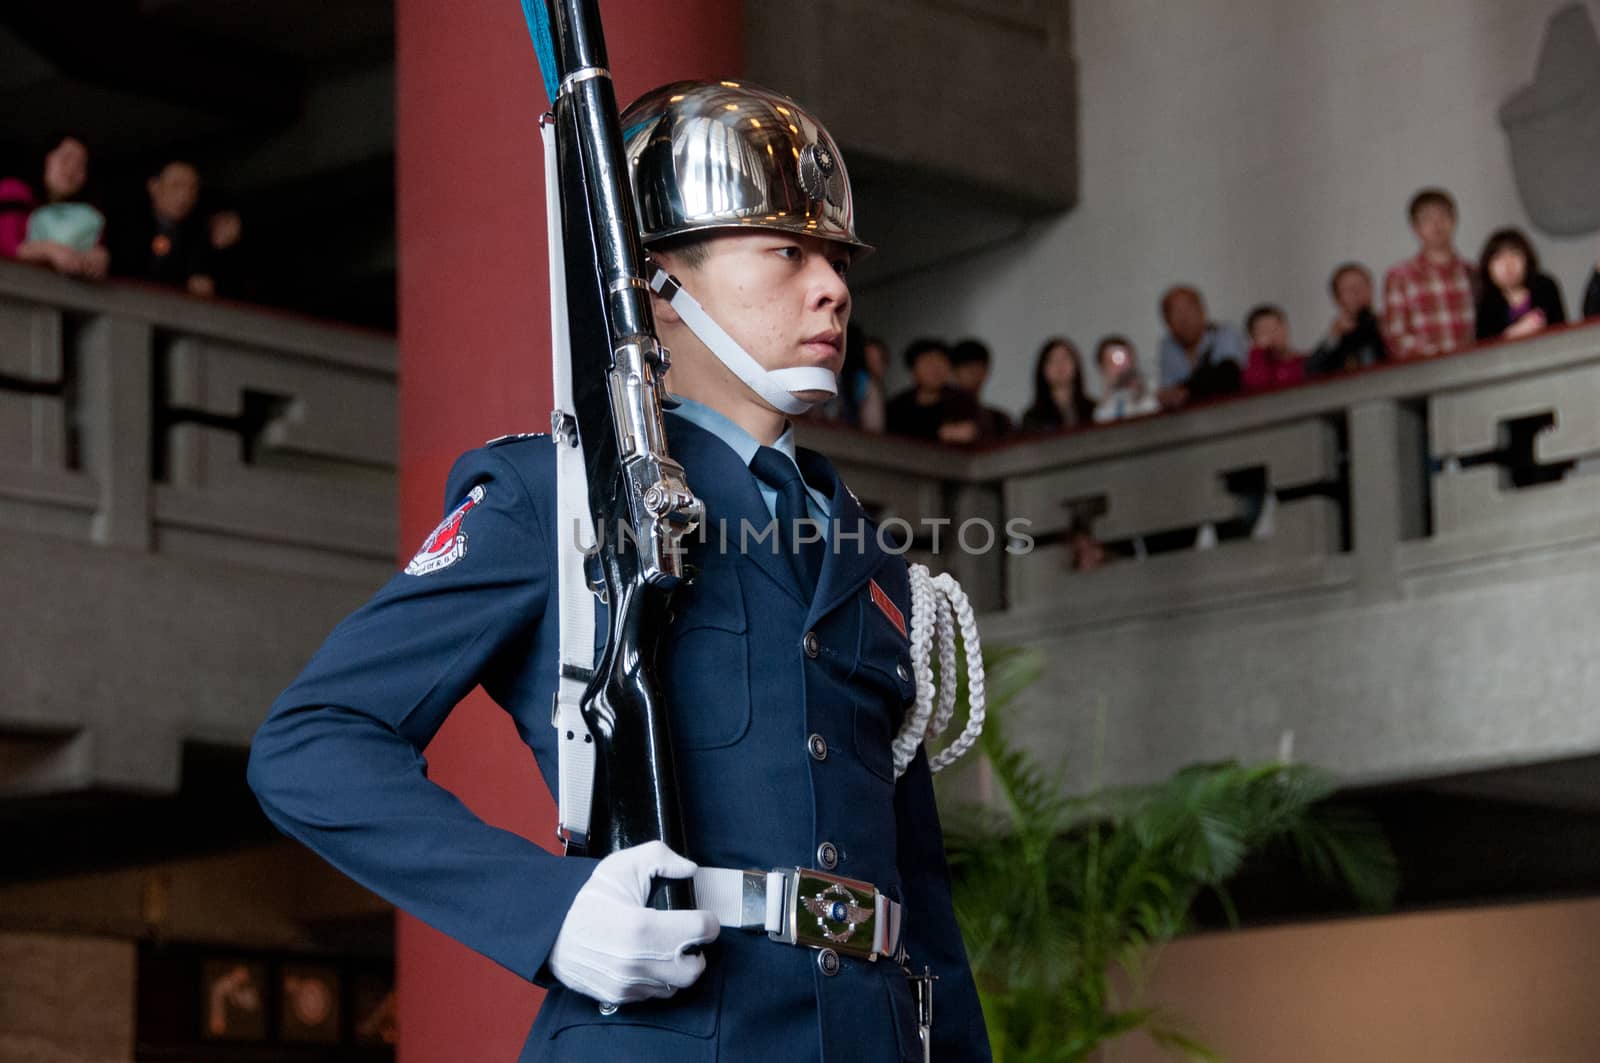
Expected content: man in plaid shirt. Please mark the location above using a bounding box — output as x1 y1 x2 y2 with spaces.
1382 188 1478 359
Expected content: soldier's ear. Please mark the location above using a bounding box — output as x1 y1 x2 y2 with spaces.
651 290 684 326
646 253 686 326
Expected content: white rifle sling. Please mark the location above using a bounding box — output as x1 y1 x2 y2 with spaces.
543 116 599 846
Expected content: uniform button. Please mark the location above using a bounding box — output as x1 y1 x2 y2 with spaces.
808 733 829 761
598 1002 618 1015
817 948 841 976
816 841 839 869
896 661 910 682
803 631 820 658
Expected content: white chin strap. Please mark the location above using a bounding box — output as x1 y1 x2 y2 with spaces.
648 267 837 415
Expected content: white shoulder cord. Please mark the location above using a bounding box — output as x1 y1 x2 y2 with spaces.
892 564 987 779
542 114 599 849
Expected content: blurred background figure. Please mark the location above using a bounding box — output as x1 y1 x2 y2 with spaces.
1020 336 1095 434
207 206 255 302
824 326 888 432
1476 227 1566 341
1092 334 1158 423
111 159 214 296
886 337 981 443
1586 247 1600 319
1155 284 1245 409
853 334 889 433
1382 188 1475 359
818 324 885 432
1243 304 1307 392
950 338 1014 440
1068 525 1109 571
14 135 108 279
1308 262 1388 376
0 174 34 261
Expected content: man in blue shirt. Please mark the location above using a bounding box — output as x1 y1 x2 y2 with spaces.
247 79 989 1063
1155 284 1247 410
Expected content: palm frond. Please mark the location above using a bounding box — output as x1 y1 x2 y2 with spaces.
1146 1021 1229 1063
941 646 1398 1063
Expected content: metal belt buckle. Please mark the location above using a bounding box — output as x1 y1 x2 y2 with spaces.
771 867 881 961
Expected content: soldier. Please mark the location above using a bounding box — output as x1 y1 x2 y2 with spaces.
248 80 990 1062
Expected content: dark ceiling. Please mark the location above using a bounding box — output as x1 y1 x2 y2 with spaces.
0 0 398 328
0 0 392 159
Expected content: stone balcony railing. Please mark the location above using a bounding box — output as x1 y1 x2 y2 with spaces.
0 261 395 798
801 320 1600 803
7 254 1600 808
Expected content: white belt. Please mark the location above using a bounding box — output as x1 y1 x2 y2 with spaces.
693 866 904 962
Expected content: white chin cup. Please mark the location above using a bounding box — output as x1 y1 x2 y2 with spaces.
649 268 838 415
768 366 839 396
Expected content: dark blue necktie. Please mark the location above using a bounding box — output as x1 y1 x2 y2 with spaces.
749 445 824 593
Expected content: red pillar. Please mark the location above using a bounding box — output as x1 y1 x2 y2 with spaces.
392 2 740 1059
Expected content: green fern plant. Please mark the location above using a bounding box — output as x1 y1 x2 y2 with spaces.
936 647 1398 1063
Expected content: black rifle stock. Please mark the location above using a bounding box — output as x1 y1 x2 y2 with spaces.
542 0 701 910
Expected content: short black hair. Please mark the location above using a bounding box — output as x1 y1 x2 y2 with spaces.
648 233 712 270
42 132 88 158
1408 187 1456 222
903 337 949 370
36 133 93 199
1027 337 1094 426
949 339 991 367
1478 227 1539 288
1328 261 1370 295
1245 304 1285 335
149 158 199 180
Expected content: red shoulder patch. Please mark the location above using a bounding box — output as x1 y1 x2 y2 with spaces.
405 485 485 575
868 578 907 639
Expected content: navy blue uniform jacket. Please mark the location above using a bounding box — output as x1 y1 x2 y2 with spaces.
248 414 991 1061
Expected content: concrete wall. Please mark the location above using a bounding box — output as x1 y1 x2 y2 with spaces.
1110 897 1600 1063
0 934 133 1063
746 0 1076 210
745 0 1079 287
0 844 388 949
0 261 396 797
860 0 1600 410
801 321 1600 803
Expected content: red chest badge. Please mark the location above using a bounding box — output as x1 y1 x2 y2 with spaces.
868 578 907 639
405 485 485 575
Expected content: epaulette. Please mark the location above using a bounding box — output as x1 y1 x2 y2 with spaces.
484 432 548 448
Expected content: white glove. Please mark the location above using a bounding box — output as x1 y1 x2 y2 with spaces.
548 841 720 1006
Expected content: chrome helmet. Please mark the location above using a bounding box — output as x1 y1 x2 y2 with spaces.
621 79 871 254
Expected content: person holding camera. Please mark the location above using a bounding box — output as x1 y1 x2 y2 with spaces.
1307 262 1388 376
1092 334 1159 423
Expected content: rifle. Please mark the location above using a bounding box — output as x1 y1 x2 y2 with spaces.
519 0 702 910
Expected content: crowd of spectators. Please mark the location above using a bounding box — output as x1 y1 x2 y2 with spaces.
8 148 1599 422
0 135 250 299
825 187 1600 446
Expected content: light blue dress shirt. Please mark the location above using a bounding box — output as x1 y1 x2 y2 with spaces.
1157 322 1248 389
666 396 831 521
